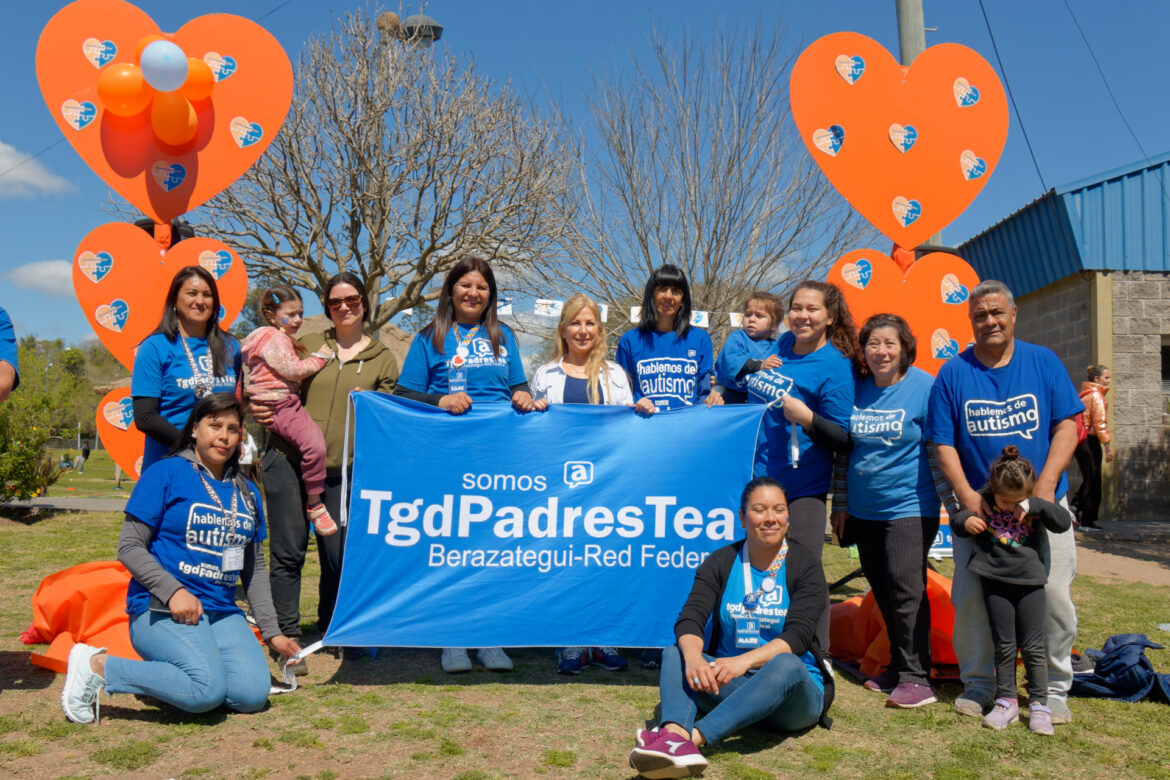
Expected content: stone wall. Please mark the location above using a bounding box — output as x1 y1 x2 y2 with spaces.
1015 274 1092 381
1108 271 1170 520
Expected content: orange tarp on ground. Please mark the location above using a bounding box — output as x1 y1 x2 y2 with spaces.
21 560 140 674
829 568 958 678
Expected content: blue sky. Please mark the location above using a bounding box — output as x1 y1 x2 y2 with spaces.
2 0 1167 345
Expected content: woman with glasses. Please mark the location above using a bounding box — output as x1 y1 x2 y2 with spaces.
251 272 398 667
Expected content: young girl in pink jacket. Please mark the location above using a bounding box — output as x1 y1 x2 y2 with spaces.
242 286 337 535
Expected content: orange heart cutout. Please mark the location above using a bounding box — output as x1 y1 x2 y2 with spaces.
37 0 292 223
791 33 1008 248
73 222 248 371
828 249 980 376
95 387 145 480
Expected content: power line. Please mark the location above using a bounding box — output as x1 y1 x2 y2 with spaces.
257 0 293 21
0 138 67 183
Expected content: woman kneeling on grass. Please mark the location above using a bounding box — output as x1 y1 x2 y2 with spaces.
61 394 301 724
628 477 834 779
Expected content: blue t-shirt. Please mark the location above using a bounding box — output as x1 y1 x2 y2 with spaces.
926 342 1084 499
715 551 824 691
0 307 18 391
124 456 266 616
398 323 527 402
615 327 713 411
715 329 780 400
563 375 603 405
746 333 853 498
131 332 243 469
847 367 939 522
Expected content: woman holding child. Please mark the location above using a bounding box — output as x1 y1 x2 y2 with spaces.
254 272 398 661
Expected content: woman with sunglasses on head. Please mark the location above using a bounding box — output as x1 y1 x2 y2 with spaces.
61 394 302 724
133 266 242 472
395 255 535 673
252 272 398 666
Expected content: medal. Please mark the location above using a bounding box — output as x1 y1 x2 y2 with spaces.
761 577 776 593
742 593 759 612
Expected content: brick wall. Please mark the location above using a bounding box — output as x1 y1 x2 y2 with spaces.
1108 271 1170 520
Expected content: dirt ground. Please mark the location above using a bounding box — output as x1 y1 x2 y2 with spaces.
1075 536 1170 586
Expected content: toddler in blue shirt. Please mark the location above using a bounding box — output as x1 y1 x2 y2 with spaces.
713 292 783 404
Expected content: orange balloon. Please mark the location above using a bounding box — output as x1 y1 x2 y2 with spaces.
134 33 166 64
180 57 215 101
96 63 152 116
150 92 198 146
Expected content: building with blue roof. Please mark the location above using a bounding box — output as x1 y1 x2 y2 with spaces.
958 153 1170 522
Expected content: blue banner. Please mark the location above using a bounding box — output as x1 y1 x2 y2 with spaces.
325 393 766 648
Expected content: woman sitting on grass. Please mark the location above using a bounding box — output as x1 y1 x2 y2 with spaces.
60 393 301 723
627 476 834 779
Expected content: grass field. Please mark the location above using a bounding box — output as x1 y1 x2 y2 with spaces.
45 450 136 500
1 509 1168 779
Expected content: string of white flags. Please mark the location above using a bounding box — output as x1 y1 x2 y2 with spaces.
398 298 742 329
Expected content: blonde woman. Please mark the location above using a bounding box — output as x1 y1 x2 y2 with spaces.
532 293 633 673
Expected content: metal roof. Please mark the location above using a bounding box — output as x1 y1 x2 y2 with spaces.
957 151 1170 296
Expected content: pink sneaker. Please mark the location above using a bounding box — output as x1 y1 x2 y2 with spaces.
886 682 937 709
629 729 708 778
308 503 338 536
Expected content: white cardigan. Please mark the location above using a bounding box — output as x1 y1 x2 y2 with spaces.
531 358 634 406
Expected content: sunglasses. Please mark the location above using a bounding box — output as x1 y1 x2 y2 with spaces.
326 295 363 311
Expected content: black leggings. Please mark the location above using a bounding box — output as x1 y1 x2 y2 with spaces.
981 577 1047 704
787 495 830 650
1072 437 1103 525
850 515 939 685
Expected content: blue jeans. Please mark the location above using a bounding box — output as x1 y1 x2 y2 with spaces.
658 645 823 743
104 610 270 713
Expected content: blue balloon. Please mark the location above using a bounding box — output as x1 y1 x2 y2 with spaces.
140 40 189 93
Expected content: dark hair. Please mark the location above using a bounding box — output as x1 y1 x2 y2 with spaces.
425 256 505 356
1086 364 1108 382
638 264 693 336
323 271 372 325
739 475 786 515
987 445 1036 496
858 313 916 377
788 280 857 361
744 291 783 330
154 266 232 376
259 285 307 356
168 393 245 473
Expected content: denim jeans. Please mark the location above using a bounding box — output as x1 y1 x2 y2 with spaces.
104 610 270 713
658 645 823 744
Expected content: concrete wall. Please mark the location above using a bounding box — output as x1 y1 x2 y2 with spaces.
1107 271 1170 520
1017 270 1170 521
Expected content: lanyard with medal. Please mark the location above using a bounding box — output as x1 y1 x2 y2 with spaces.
447 323 479 394
192 463 247 572
736 540 788 648
179 334 214 398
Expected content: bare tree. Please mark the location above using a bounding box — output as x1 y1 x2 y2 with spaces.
539 20 877 342
196 7 581 329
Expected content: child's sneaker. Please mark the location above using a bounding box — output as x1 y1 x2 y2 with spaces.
1028 703 1054 736
308 503 338 536
982 697 1019 730
557 647 589 675
592 647 628 671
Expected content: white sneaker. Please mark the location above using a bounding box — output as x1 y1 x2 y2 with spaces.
440 647 472 673
477 647 514 671
61 643 106 724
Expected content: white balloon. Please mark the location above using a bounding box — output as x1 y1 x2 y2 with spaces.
140 40 189 93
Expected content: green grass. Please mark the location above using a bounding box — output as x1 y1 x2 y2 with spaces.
1 511 1168 778
44 449 136 498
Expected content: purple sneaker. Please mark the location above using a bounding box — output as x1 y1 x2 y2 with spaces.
629 730 708 779
635 727 659 747
863 668 898 693
1028 703 1054 736
885 682 937 709
982 698 1020 730
592 647 628 671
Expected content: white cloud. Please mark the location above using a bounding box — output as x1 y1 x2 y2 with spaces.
0 140 74 197
9 260 73 296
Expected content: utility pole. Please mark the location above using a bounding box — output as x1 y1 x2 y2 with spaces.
895 0 944 248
